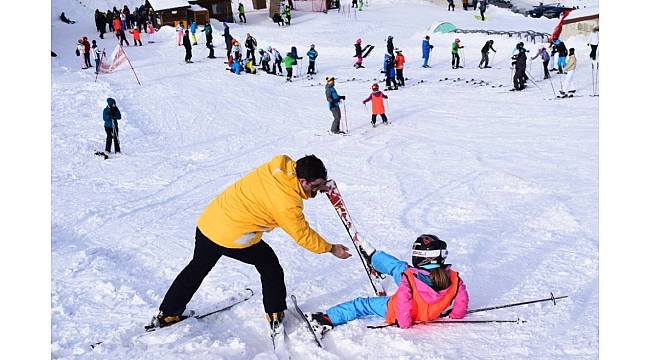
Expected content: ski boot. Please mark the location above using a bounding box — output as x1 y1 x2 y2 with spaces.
267 311 288 355
371 121 377 128
145 309 195 331
305 312 333 338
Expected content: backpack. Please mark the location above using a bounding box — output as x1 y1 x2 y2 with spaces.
75 48 80 56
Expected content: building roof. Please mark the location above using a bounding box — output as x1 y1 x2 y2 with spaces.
189 4 208 11
564 6 599 24
148 0 191 11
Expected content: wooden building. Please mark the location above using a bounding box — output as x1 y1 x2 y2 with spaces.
188 4 210 24
145 0 191 27
189 0 234 22
562 7 599 38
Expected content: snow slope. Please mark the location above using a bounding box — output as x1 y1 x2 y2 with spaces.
51 0 598 358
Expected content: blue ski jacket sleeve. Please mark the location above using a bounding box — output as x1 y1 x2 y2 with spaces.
326 85 340 109
371 251 409 286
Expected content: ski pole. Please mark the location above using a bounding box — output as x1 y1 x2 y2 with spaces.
591 62 595 96
461 47 465 68
368 318 526 329
548 75 557 97
467 292 568 314
342 99 349 134
524 69 542 91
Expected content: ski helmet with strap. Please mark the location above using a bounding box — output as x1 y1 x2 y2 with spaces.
372 83 379 91
412 234 448 269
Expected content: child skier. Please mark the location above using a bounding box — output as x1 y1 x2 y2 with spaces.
478 40 495 68
395 49 405 86
354 38 364 69
384 53 398 90
362 83 389 127
304 235 468 334
129 27 142 46
531 45 550 79
146 21 156 43
176 23 184 46
451 38 463 69
511 47 527 91
559 48 577 97
76 39 86 69
325 77 346 134
260 47 272 73
554 39 568 74
272 48 283 75
91 40 104 74
306 44 318 75
284 52 295 81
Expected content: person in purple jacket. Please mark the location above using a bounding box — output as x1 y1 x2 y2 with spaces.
303 234 469 336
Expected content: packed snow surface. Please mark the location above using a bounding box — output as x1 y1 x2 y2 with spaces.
52 0 598 358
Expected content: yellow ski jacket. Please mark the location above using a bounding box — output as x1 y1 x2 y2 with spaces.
197 155 332 253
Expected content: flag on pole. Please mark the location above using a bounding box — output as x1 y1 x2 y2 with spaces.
99 45 128 74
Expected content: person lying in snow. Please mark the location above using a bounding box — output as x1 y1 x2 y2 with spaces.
303 234 469 335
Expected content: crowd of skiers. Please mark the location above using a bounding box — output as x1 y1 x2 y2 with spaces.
94 5 157 42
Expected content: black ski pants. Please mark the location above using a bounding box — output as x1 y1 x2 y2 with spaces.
371 113 388 125
514 68 526 90
239 13 246 23
589 45 598 61
308 60 315 74
185 47 192 62
452 53 460 68
286 67 293 80
386 73 397 89
84 52 92 68
542 59 550 78
479 52 489 68
246 49 256 65
104 123 120 153
160 227 287 316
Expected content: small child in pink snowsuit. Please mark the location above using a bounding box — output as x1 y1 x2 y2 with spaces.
176 24 184 46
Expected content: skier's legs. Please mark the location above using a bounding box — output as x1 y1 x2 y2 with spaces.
222 240 287 313
326 296 389 326
590 45 598 61
308 61 315 74
104 126 113 152
112 122 120 152
287 67 293 80
371 114 377 125
564 69 575 92
543 60 550 78
380 113 388 123
330 106 341 132
159 228 223 315
423 54 429 67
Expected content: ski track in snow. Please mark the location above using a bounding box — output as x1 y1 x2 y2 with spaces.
52 0 598 358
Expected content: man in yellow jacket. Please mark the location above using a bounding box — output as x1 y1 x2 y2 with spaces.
152 154 351 334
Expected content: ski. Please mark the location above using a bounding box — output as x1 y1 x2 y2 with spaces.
143 288 254 332
367 318 526 329
362 45 375 58
290 295 323 348
325 180 387 296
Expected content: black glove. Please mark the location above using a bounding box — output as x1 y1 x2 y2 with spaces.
340 96 346 100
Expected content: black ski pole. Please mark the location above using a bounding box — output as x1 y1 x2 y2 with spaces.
368 318 526 329
468 292 567 314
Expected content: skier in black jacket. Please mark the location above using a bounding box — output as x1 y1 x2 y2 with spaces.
555 39 568 74
511 48 527 91
245 33 257 65
183 30 193 63
478 40 495 68
386 35 394 55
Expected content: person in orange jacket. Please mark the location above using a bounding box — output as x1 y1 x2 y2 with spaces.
129 27 142 46
395 49 405 86
149 155 352 340
113 17 121 35
362 83 389 127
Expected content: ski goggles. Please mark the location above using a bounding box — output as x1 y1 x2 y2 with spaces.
412 249 448 259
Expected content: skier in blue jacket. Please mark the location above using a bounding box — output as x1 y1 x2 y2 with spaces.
422 35 433 67
306 44 318 75
189 20 198 45
102 98 121 153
